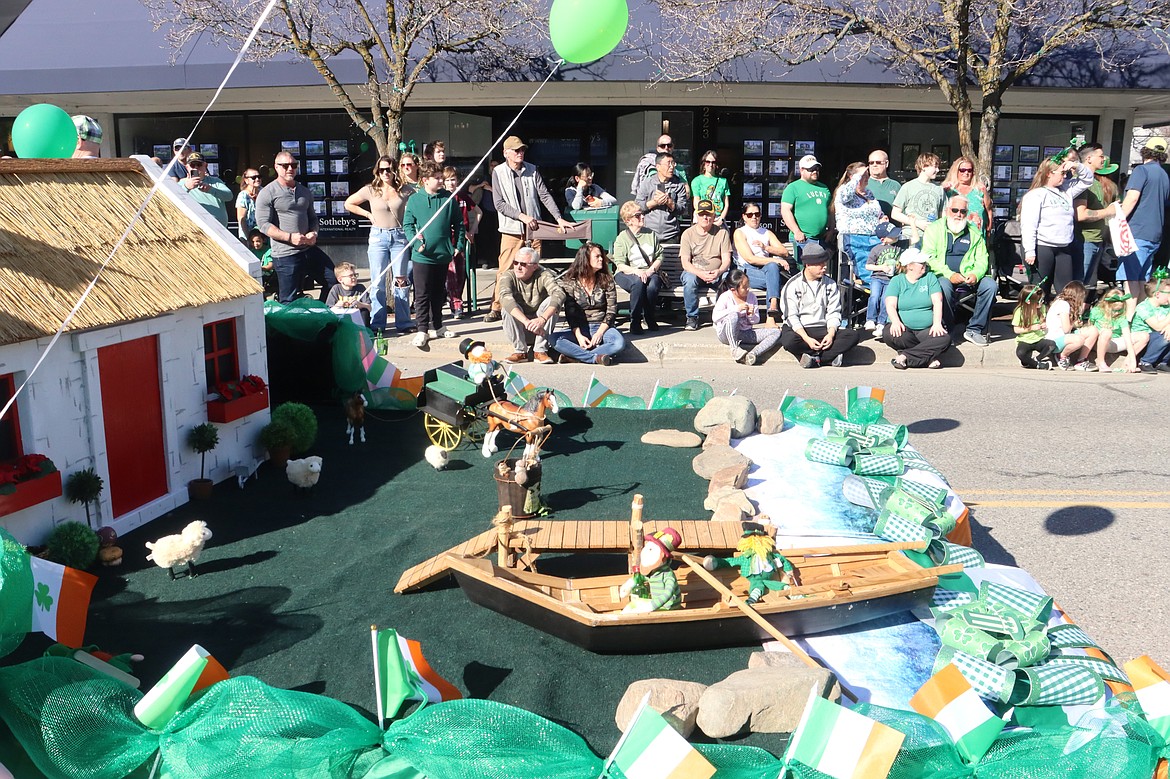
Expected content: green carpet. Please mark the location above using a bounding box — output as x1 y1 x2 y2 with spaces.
4 405 781 757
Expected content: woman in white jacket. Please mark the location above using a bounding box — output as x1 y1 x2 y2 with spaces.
1019 159 1095 300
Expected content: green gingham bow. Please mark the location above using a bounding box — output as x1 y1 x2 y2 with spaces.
806 418 948 484
931 582 1129 709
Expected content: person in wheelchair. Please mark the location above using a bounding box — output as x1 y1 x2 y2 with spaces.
922 195 996 347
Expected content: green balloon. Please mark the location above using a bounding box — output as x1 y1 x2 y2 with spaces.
549 0 628 63
847 398 885 425
11 103 77 158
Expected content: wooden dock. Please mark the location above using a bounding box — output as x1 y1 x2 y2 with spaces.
395 519 749 593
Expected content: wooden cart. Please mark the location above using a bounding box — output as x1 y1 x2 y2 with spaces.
416 362 500 450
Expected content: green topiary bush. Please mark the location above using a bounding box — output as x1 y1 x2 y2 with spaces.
187 423 220 480
45 521 100 570
269 402 317 455
259 419 298 452
64 468 104 528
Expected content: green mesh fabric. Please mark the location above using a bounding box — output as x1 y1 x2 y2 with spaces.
786 399 846 427
649 380 714 410
597 393 647 410
264 298 338 341
0 529 34 658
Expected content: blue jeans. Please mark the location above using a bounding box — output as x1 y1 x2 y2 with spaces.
1117 239 1160 282
554 323 626 363
615 271 663 325
937 275 997 333
681 270 729 318
867 276 890 324
1076 238 1103 288
738 261 783 308
1142 329 1170 366
849 234 879 285
274 246 337 303
368 227 407 331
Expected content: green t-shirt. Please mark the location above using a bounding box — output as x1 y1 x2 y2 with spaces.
1089 306 1126 339
1131 298 1170 334
780 179 831 238
1013 306 1047 344
893 178 945 221
885 271 941 331
689 174 730 218
866 177 902 218
1077 179 1108 245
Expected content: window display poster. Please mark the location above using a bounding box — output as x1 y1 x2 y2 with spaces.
768 202 783 218
743 139 764 157
281 140 300 155
330 181 350 198
330 200 348 215
1019 146 1041 164
794 140 815 156
993 206 1008 219
199 144 219 159
744 159 764 176
330 159 349 175
205 163 220 177
153 144 172 161
992 187 1011 204
1043 146 1063 159
769 159 789 176
305 159 326 175
743 182 763 198
329 140 349 156
993 165 1012 182
769 140 790 157
768 182 786 198
993 144 1014 162
1017 165 1036 182
308 181 326 198
901 144 920 169
305 140 325 157
313 200 326 216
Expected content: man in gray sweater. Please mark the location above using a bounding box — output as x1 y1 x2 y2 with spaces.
635 152 690 243
498 247 566 364
778 244 860 367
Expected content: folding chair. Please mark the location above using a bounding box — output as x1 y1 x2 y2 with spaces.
835 242 870 328
991 219 1030 301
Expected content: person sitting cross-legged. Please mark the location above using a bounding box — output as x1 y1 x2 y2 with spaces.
497 246 565 364
778 243 860 367
883 248 952 369
922 195 997 347
554 242 626 365
679 198 732 330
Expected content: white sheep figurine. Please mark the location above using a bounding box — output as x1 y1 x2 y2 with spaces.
424 445 449 471
145 520 213 580
286 456 323 492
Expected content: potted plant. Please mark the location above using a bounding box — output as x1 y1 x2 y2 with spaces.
64 467 104 528
260 402 318 468
0 453 62 518
187 422 220 500
44 521 100 570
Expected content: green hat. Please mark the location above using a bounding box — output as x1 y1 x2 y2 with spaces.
1097 156 1118 176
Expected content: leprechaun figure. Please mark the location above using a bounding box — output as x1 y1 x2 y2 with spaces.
703 522 798 604
619 528 683 613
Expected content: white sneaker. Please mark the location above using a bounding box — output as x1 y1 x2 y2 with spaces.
412 331 429 348
731 346 748 363
873 324 884 339
864 320 876 331
431 327 454 339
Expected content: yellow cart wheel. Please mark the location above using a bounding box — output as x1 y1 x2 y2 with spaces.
424 414 463 451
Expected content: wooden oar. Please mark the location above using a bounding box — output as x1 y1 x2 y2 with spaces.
675 553 858 703
780 540 929 557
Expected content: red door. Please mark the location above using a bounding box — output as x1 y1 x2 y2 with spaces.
98 335 168 517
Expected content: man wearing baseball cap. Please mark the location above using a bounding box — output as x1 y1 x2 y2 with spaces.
679 198 731 330
778 242 859 367
71 115 102 158
1115 136 1170 316
486 135 574 322
780 154 831 264
181 152 233 227
165 138 192 181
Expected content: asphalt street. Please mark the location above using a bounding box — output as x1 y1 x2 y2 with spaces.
387 353 1170 670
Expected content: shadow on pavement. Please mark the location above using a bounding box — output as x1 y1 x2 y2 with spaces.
1044 505 1115 536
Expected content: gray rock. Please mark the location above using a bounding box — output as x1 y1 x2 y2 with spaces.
705 486 755 515
702 423 732 450
749 652 843 700
703 485 739 511
708 463 750 494
692 446 752 480
616 679 708 738
694 397 758 438
641 429 703 448
711 502 745 523
697 667 836 737
757 409 785 435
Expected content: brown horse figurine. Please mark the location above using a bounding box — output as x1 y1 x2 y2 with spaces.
344 391 366 444
481 389 559 460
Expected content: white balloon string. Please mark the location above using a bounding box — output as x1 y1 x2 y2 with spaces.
369 58 566 293
0 0 280 424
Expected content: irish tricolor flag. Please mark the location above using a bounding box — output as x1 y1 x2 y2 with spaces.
602 694 714 779
846 386 886 412
29 555 97 647
582 374 614 408
372 626 461 727
1125 656 1170 740
784 692 904 779
910 663 1005 763
504 370 535 400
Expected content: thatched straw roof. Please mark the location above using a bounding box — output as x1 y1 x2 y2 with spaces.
0 158 262 347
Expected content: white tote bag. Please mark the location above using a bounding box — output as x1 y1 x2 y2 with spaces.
1109 204 1138 258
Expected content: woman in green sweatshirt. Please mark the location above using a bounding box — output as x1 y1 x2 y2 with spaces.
404 161 465 347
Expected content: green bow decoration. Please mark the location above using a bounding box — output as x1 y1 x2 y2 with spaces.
931 582 1129 709
398 140 417 154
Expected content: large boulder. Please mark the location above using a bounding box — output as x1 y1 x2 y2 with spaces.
749 651 842 700
616 679 708 738
708 463 750 494
711 502 746 523
697 666 837 737
641 429 703 448
702 423 732 450
757 409 785 435
692 447 752 480
694 397 757 439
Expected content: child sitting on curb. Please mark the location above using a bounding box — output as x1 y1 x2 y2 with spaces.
712 269 781 365
1012 284 1057 369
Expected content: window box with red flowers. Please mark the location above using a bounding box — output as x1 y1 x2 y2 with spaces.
207 375 269 423
0 454 62 518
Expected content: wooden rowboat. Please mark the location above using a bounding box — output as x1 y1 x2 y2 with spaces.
443 544 957 653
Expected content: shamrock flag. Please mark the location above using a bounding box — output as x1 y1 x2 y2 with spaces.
783 692 904 779
29 555 97 647
910 663 1005 763
372 626 461 727
601 693 714 779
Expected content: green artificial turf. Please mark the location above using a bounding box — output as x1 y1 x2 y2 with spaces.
4 405 785 758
